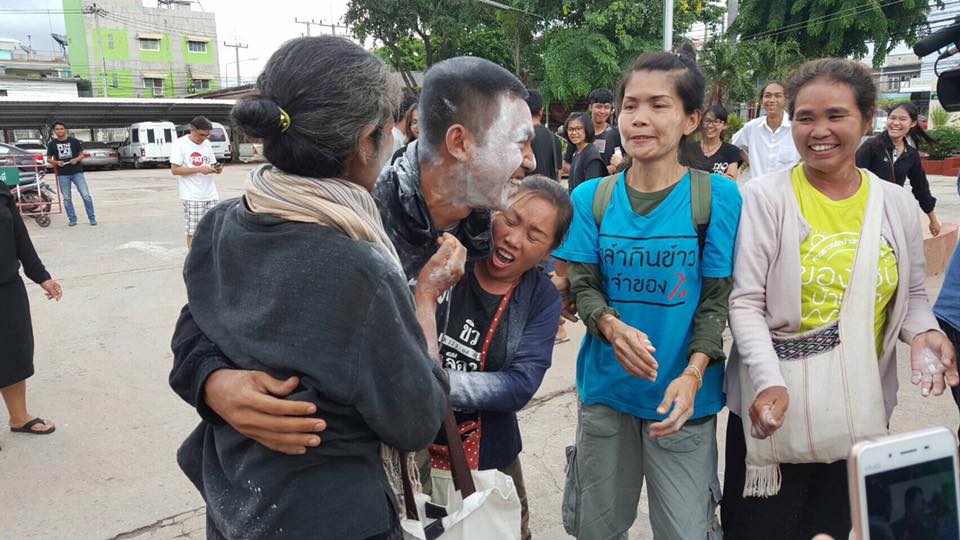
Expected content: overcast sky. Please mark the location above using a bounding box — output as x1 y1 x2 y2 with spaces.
0 0 352 85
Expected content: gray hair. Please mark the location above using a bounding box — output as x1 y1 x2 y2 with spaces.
232 36 402 178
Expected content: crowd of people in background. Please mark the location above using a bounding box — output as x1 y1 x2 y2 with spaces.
7 30 960 540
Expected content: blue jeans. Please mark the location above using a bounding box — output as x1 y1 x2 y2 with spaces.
58 172 96 224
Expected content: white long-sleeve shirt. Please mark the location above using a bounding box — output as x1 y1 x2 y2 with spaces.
732 114 800 177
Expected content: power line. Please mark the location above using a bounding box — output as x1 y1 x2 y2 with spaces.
223 41 248 88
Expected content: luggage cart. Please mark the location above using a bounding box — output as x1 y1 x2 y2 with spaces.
1 154 62 227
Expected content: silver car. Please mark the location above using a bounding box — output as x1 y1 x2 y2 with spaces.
81 141 120 170
12 139 52 170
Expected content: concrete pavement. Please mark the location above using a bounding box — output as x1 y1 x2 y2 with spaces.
2 165 959 539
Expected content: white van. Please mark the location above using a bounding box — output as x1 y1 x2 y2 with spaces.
176 121 231 161
118 122 176 168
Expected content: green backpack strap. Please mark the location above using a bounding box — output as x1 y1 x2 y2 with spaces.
690 169 712 255
591 174 620 227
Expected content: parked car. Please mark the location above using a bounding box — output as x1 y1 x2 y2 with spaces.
0 143 47 185
176 121 232 161
118 121 176 168
81 141 120 170
13 139 53 170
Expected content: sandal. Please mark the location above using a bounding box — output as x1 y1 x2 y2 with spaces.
11 417 56 435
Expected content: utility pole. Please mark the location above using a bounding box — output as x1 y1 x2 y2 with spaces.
663 0 674 52
295 18 319 37
223 41 248 87
83 3 109 96
320 20 351 37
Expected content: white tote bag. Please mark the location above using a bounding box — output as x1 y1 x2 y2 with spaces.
400 412 522 540
739 173 889 497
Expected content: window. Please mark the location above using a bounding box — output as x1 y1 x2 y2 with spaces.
147 130 156 144
0 90 7 97
209 128 227 142
111 73 118 88
139 38 161 51
163 129 173 142
144 77 164 96
131 129 139 143
187 40 207 53
108 34 114 49
192 79 211 90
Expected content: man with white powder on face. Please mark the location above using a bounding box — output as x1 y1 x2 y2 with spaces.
169 56 539 454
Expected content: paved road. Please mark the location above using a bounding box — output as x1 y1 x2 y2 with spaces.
2 165 958 539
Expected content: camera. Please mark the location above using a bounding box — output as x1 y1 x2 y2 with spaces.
914 16 960 111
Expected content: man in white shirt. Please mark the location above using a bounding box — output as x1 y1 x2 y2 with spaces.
732 81 800 178
170 116 222 248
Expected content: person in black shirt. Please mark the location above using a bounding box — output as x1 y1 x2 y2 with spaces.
0 183 62 443
432 176 571 540
680 104 742 179
525 89 563 180
856 101 940 236
563 89 616 174
45 121 97 226
565 112 606 192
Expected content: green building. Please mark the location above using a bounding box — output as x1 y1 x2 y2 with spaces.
63 0 220 98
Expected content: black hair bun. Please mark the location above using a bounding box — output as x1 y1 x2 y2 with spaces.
677 42 698 64
231 97 283 139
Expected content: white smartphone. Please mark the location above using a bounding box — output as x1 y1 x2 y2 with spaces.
848 427 960 540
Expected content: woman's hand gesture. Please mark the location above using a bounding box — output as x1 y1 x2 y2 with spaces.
910 330 959 397
598 314 658 381
748 386 789 439
40 279 62 301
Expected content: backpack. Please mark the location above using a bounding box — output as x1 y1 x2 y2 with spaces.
591 168 712 255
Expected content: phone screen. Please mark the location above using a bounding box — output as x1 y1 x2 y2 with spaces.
865 456 959 540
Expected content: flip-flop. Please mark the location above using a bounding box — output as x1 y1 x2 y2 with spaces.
10 417 55 435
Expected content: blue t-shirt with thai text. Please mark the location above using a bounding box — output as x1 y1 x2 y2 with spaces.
553 171 741 419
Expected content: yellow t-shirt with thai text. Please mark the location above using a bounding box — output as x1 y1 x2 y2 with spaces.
791 166 899 354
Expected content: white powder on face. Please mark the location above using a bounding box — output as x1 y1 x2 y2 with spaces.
453 96 533 210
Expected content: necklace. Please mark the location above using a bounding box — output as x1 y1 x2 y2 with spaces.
701 139 721 156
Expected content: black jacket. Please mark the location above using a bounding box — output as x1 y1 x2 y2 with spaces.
373 141 492 282
173 199 448 539
856 132 937 213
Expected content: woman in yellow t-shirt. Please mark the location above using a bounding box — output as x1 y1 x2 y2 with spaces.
724 58 960 540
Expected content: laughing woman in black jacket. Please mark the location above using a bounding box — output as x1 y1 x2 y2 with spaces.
857 102 940 236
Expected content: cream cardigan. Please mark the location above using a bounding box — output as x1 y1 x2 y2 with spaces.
726 167 940 419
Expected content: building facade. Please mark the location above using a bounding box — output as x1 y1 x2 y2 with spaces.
62 0 220 98
0 38 79 98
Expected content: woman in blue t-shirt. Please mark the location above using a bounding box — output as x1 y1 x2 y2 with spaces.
554 50 742 539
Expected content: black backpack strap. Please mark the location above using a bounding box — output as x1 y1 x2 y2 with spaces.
690 169 712 255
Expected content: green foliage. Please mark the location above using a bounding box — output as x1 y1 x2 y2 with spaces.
732 0 941 68
538 27 621 105
931 106 951 129
345 0 725 104
928 127 960 160
699 37 803 107
724 114 745 143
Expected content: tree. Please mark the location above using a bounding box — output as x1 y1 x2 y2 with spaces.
700 37 803 109
731 0 941 67
534 0 722 104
